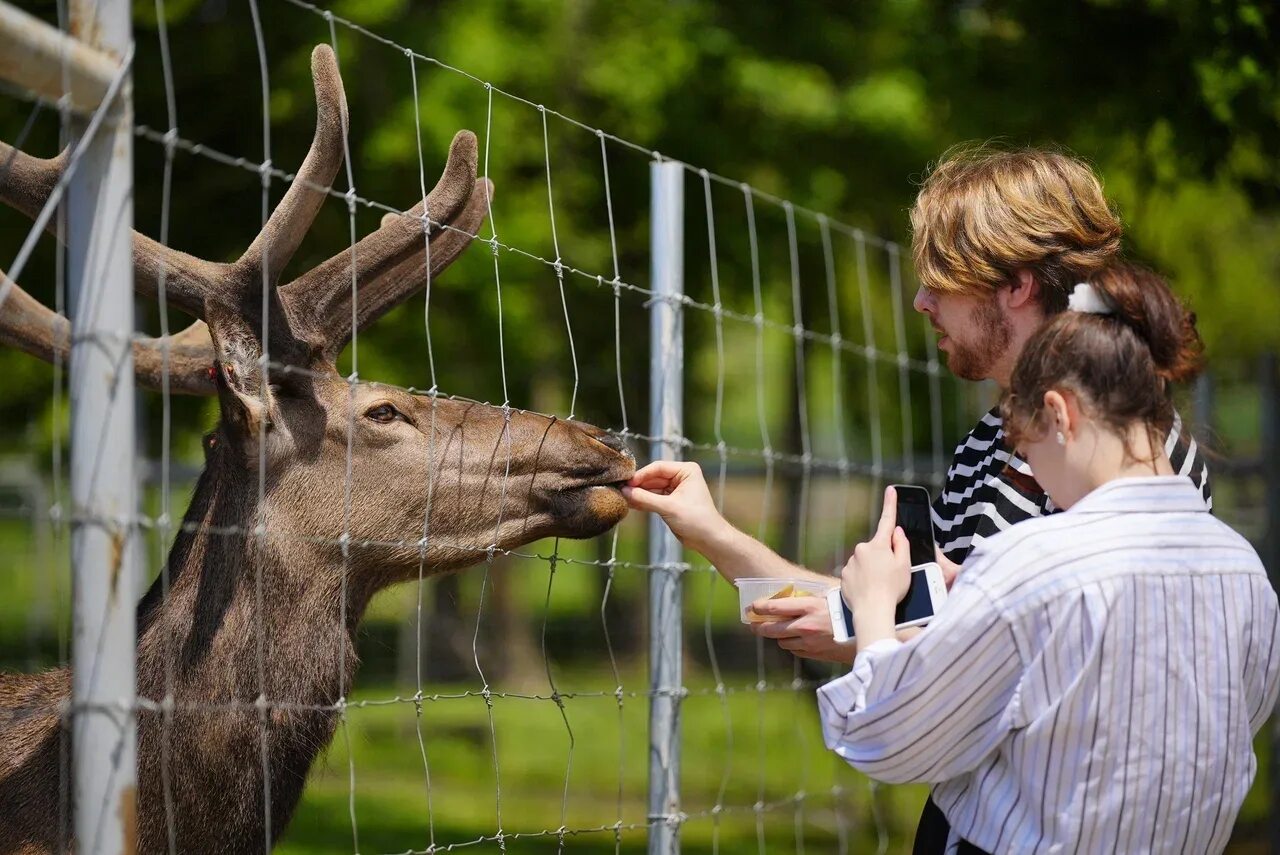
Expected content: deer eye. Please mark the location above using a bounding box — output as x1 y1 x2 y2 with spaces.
365 403 403 424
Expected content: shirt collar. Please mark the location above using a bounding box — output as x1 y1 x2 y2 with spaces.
1067 476 1209 515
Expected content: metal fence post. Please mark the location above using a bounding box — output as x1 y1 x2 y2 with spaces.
66 0 138 851
648 160 684 854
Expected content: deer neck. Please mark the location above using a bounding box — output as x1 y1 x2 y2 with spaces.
136 455 372 712
123 455 384 850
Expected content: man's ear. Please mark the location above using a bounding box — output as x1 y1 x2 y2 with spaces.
1004 268 1041 310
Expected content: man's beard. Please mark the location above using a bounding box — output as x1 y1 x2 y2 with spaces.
943 296 1012 381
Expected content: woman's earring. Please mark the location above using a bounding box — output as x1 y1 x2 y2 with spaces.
1056 430 1066 446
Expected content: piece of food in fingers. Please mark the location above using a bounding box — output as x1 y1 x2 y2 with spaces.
733 578 826 623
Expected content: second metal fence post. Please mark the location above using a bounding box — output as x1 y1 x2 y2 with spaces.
648 159 684 854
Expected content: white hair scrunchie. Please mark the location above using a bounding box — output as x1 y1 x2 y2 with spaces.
1067 282 1113 315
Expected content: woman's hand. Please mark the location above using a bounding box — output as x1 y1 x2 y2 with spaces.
622 461 730 553
937 551 961 589
841 486 913 649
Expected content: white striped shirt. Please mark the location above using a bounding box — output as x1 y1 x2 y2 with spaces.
819 476 1280 854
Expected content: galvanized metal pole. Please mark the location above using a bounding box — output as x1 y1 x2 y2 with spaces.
647 160 684 854
66 0 138 851
0 2 117 113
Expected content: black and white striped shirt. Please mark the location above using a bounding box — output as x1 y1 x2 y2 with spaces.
819 476 1280 854
932 408 1211 564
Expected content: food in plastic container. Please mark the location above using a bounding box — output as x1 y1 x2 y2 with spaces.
733 577 831 624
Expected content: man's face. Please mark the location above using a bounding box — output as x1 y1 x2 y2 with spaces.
913 285 1013 382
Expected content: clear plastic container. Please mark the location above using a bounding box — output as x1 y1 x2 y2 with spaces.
733 577 832 624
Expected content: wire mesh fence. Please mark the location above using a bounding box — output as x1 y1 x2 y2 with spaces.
3 3 1276 855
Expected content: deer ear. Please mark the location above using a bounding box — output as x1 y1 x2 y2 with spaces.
209 322 277 455
213 357 274 447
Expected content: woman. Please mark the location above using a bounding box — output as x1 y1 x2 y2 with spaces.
823 265 1280 853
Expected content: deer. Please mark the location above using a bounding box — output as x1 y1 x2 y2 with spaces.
0 44 635 854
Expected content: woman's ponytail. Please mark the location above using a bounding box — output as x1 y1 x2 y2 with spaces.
1002 263 1203 451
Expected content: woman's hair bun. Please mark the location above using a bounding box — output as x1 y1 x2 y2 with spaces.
1087 264 1203 384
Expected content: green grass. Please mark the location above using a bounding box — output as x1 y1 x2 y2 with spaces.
277 670 928 854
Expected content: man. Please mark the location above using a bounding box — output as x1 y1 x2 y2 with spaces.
623 144 1210 853
910 146 1209 568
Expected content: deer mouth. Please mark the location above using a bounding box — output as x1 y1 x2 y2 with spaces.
562 476 632 506
572 476 630 493
548 464 634 537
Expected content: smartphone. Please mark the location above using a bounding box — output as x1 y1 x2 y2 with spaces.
827 484 948 643
892 483 938 567
827 564 948 643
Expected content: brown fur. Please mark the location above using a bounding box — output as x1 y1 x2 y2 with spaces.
0 43 634 853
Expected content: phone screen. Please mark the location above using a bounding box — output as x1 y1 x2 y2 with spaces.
894 486 937 567
837 567 937 634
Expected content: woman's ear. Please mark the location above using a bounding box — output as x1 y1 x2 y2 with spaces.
1042 389 1075 441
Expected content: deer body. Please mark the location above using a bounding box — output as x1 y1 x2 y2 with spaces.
2 460 365 854
0 44 634 853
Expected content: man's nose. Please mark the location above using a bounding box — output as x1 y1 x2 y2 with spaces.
913 285 934 315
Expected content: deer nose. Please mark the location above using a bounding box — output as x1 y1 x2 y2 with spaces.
569 420 633 462
594 431 630 456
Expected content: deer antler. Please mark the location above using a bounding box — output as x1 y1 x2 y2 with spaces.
281 129 485 356
0 142 218 394
238 44 348 290
0 142 223 318
0 275 216 394
0 43 490 396
329 176 493 349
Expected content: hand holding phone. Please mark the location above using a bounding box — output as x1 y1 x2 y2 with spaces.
828 484 949 643
827 564 947 643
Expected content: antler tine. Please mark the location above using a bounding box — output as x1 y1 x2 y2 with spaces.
323 178 492 355
281 130 477 342
0 272 216 395
237 44 348 287
0 143 65 220
0 141 218 318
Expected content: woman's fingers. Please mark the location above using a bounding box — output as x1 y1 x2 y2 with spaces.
896 626 924 642
891 525 910 559
936 551 961 588
872 485 898 544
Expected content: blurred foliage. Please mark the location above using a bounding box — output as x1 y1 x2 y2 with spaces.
2 0 1278 463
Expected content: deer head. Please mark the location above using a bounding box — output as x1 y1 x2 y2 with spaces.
0 44 634 604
